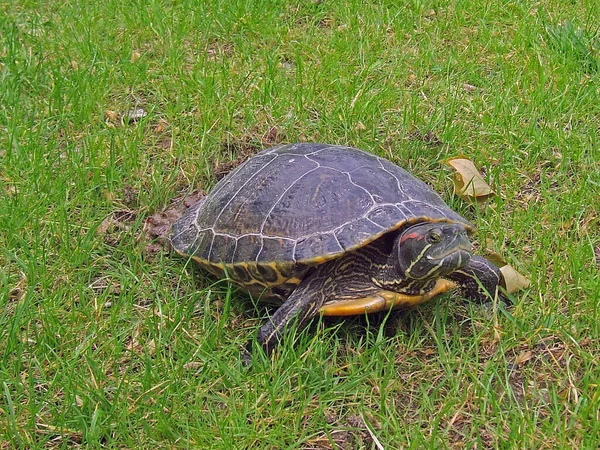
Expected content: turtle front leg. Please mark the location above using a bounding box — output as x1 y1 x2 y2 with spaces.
245 265 333 361
447 256 506 303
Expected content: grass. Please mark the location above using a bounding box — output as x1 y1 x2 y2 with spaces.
1 0 599 448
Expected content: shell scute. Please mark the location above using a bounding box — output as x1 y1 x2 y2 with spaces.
262 166 373 239
258 237 297 263
233 234 262 262
367 205 408 229
294 232 343 262
348 165 408 204
334 217 385 250
208 234 237 264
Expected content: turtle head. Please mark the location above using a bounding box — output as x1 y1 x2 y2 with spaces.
395 222 472 281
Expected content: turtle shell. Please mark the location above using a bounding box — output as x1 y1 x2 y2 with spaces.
171 143 473 292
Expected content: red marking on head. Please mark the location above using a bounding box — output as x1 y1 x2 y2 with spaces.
399 231 424 243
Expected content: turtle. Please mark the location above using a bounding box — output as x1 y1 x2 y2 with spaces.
171 143 505 358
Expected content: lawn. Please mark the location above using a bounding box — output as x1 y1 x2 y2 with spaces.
1 0 599 448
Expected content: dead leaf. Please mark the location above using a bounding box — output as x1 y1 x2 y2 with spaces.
105 109 119 123
515 350 533 366
445 157 495 202
96 217 112 235
419 348 436 357
146 338 156 356
485 251 507 267
131 50 141 62
5 183 17 196
153 119 168 134
157 137 172 149
8 272 27 302
500 264 531 293
183 361 203 370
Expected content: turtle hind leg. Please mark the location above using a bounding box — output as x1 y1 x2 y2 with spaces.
447 256 507 303
244 264 333 363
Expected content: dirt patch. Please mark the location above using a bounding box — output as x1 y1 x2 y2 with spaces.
95 187 205 257
205 39 235 60
122 184 139 207
515 165 561 205
97 210 138 247
302 409 380 450
407 129 443 146
143 190 205 255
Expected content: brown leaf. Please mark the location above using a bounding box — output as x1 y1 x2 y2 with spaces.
153 119 168 134
97 211 135 235
130 50 141 62
183 361 204 371
485 251 507 267
515 350 533 366
500 264 531 293
445 157 495 202
8 272 27 302
157 137 172 149
97 217 112 235
5 184 17 196
105 109 119 123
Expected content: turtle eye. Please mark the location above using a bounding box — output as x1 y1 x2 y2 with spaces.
428 231 442 244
